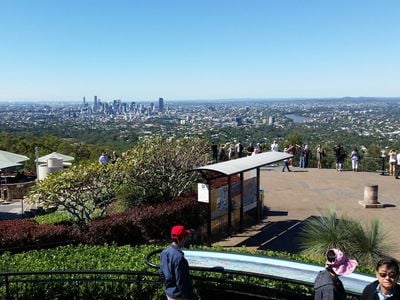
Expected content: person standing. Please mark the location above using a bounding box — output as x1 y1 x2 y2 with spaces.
351 148 360 172
316 145 323 169
396 152 400 179
314 248 358 300
160 225 194 300
360 257 400 300
334 144 345 171
236 141 244 158
271 140 279 152
388 149 397 176
211 144 218 163
228 144 236 160
98 152 109 165
300 144 309 168
218 145 227 162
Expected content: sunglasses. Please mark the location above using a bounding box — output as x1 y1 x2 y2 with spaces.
378 272 398 279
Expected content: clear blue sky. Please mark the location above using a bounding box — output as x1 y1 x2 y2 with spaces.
1 0 399 102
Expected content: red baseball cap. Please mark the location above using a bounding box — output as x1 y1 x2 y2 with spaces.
171 225 190 238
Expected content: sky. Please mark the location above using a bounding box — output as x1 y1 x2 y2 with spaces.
1 0 399 102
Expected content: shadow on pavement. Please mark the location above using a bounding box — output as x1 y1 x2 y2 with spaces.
263 208 288 217
0 212 22 220
237 219 305 253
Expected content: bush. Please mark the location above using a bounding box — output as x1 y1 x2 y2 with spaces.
0 194 206 251
0 219 78 251
299 207 392 268
34 211 74 225
84 193 206 245
118 136 210 207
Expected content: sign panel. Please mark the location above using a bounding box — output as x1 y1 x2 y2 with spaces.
197 183 209 203
243 171 257 212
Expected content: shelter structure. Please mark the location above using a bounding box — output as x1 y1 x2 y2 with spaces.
195 151 292 244
0 150 30 201
0 150 29 170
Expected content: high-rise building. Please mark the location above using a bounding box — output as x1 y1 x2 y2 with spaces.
158 97 164 112
268 116 274 125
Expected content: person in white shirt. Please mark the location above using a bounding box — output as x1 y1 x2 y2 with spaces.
98 152 109 165
388 149 397 176
271 140 279 152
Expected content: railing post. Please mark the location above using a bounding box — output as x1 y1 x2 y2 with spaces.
4 273 10 300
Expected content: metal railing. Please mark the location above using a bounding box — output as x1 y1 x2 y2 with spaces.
0 249 364 299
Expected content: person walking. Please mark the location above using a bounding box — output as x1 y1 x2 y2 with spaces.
314 248 358 300
360 257 400 300
282 148 291 172
160 225 194 300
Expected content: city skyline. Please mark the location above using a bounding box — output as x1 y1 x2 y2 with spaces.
1 0 400 102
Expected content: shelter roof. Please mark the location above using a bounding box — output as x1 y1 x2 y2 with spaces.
37 152 75 163
195 152 292 176
0 150 29 170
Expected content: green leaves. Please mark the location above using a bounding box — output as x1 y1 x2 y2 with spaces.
299 207 392 268
26 162 122 225
117 136 210 207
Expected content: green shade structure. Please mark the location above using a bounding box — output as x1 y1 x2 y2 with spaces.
0 150 29 170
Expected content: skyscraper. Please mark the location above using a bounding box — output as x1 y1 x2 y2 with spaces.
158 97 164 112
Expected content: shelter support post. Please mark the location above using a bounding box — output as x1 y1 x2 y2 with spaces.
207 179 212 247
227 176 232 232
239 171 244 231
256 167 261 222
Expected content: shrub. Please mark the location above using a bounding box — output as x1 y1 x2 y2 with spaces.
26 162 123 225
0 219 78 251
299 207 392 268
34 211 74 225
83 193 206 245
118 136 210 207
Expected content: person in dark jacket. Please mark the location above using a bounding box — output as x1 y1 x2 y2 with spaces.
361 257 400 300
160 225 193 300
314 248 358 300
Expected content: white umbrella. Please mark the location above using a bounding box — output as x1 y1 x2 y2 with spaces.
37 152 75 163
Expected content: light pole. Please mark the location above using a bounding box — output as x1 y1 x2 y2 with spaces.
35 146 39 181
380 150 386 175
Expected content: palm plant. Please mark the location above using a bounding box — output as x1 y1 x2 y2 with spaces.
349 219 393 267
299 207 354 260
299 207 392 268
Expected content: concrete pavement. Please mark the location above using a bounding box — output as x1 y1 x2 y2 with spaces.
214 166 400 259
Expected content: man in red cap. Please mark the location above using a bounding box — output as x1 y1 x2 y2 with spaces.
160 225 193 300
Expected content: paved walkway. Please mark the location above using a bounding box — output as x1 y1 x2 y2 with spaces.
2 167 399 259
214 166 400 259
